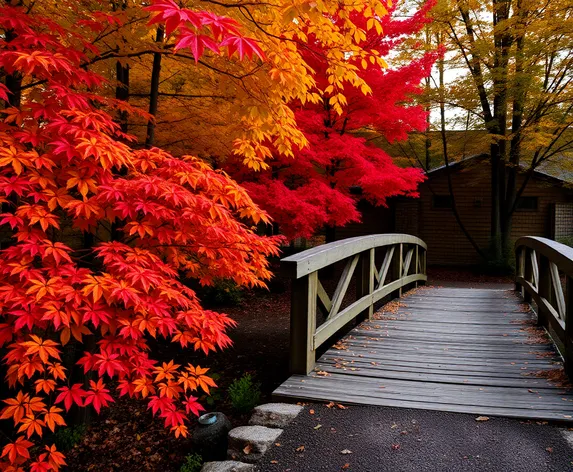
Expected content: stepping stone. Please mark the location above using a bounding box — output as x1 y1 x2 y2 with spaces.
249 403 303 428
227 425 283 463
201 460 255 472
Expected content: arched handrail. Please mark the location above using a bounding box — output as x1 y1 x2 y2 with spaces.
282 234 427 374
515 236 573 375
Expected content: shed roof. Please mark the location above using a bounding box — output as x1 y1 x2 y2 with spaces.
426 153 573 186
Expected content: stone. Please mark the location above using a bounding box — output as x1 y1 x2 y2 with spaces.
249 403 303 428
201 460 255 472
192 412 232 461
227 425 283 463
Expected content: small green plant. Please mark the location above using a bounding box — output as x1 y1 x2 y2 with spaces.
557 236 573 248
199 279 244 307
228 373 261 414
179 453 203 472
53 424 87 452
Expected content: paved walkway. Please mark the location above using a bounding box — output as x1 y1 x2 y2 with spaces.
258 403 573 471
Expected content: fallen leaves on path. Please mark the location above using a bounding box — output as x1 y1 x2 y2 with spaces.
475 416 490 422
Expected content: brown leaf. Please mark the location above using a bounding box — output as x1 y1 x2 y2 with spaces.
296 445 305 452
243 444 253 455
340 449 352 454
475 416 490 422
270 460 278 464
546 447 554 453
391 444 400 450
342 464 350 470
309 409 315 415
336 403 348 410
326 401 335 408
316 371 330 377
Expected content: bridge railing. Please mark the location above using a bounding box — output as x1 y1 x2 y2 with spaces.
515 236 573 375
282 234 427 374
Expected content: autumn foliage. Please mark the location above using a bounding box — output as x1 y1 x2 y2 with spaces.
0 2 280 470
233 3 438 239
0 0 435 468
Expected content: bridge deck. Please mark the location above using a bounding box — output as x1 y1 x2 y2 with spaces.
274 287 573 421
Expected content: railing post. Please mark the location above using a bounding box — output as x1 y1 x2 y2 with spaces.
523 248 533 303
391 243 403 299
515 246 524 293
356 248 375 321
538 255 551 328
414 246 419 288
565 276 573 379
290 272 317 375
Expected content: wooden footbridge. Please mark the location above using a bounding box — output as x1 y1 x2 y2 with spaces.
273 234 573 421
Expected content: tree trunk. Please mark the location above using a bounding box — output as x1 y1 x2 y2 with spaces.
116 62 130 133
146 27 164 148
325 226 336 243
3 0 23 108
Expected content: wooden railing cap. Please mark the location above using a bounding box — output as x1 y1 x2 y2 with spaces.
282 233 427 279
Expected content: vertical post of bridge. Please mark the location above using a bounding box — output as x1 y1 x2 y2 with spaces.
565 276 573 379
356 248 375 321
515 246 525 294
290 272 317 375
391 243 404 299
538 255 551 328
523 248 533 303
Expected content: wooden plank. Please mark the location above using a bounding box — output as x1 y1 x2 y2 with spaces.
310 363 549 388
274 383 573 421
313 296 373 349
281 234 427 279
274 382 573 417
531 249 539 289
289 273 317 375
323 351 559 368
275 286 573 422
550 261 566 319
402 247 414 277
327 254 359 320
376 246 394 288
278 376 573 409
316 280 332 315
318 357 552 379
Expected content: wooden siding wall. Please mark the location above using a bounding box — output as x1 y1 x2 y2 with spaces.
403 162 573 266
555 203 573 240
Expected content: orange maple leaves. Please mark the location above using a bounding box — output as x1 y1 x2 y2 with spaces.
0 1 280 470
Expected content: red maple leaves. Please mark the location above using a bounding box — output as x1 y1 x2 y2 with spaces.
146 0 264 60
233 1 438 239
0 1 278 469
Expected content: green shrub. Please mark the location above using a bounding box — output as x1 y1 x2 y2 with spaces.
179 453 203 472
53 424 87 452
228 373 261 414
557 236 573 248
198 279 243 307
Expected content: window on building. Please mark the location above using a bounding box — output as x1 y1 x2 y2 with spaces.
516 196 539 211
432 195 453 209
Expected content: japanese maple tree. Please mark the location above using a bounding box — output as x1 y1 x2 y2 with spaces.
233 2 438 239
0 2 280 470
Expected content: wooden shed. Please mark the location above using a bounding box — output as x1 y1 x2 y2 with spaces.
337 154 573 266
